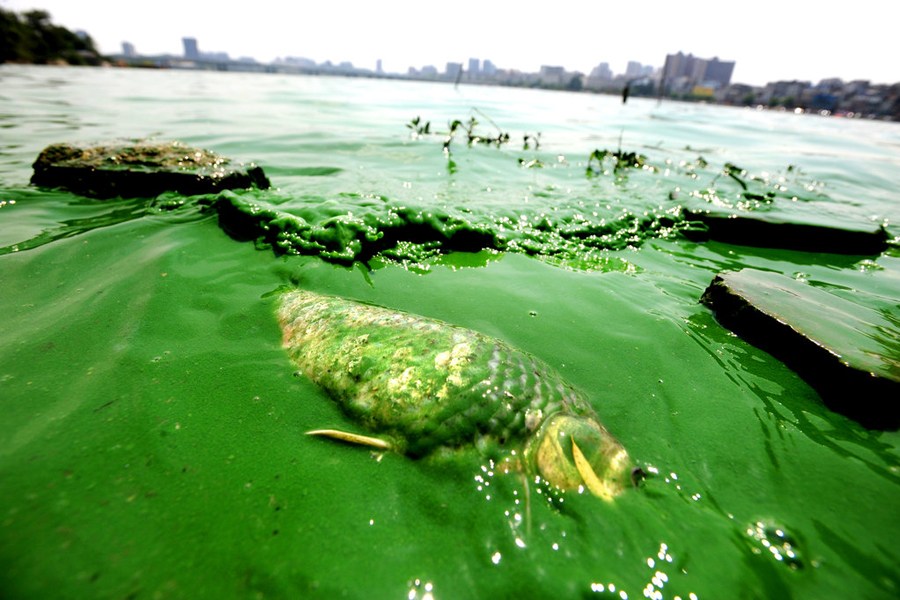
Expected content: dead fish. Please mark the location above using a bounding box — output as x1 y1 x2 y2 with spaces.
277 290 640 501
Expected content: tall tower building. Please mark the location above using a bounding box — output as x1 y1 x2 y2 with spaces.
662 52 734 92
625 61 643 78
182 37 199 60
662 52 693 82
589 62 613 80
700 57 735 87
445 62 463 80
468 58 481 77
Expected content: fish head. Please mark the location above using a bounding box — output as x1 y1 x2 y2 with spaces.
524 413 636 501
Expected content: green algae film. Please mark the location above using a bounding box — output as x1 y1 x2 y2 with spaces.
1 67 899 600
6 224 897 598
210 148 879 270
1 185 898 600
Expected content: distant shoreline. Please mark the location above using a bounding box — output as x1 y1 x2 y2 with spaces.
5 60 898 123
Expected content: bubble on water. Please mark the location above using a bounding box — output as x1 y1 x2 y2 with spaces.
746 520 805 570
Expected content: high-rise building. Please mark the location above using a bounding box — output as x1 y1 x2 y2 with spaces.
662 52 693 81
468 58 480 77
182 37 199 60
700 57 735 87
625 61 644 78
376 59 383 74
589 62 613 80
121 42 136 58
662 52 734 92
539 65 566 86
482 60 497 76
445 62 463 80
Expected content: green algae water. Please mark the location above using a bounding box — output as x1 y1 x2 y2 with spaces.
1 64 899 599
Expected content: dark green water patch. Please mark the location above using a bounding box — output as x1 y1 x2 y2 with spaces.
0 188 214 255
293 166 343 176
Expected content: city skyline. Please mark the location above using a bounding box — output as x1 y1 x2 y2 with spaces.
2 0 899 86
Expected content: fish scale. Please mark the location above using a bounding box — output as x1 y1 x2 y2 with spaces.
282 290 564 451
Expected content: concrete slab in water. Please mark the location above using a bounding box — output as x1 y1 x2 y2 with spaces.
683 208 889 255
701 269 899 429
31 140 270 198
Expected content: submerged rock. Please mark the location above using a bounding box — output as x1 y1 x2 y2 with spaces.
682 208 889 255
701 269 899 429
31 140 270 198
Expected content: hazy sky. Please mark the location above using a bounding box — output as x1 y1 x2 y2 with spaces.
4 0 898 86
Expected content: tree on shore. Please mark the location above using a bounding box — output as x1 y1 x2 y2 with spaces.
0 8 100 65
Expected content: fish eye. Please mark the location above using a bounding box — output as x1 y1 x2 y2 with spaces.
631 467 647 487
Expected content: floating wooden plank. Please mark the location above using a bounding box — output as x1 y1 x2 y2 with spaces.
683 208 889 255
31 140 270 198
701 269 899 429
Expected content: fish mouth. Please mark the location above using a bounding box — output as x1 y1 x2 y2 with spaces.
524 413 633 501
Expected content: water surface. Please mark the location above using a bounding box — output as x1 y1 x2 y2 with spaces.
1 65 898 599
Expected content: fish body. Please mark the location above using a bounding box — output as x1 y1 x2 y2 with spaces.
278 290 635 499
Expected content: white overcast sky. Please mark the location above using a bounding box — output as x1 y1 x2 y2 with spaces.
3 0 898 86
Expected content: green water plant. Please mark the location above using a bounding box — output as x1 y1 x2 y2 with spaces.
523 132 542 151
724 162 749 190
406 114 511 150
709 162 778 205
444 116 506 173
585 148 650 177
518 158 545 169
449 116 511 148
405 116 432 137
407 111 526 173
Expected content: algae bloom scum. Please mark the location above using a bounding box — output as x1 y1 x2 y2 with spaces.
277 290 635 500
